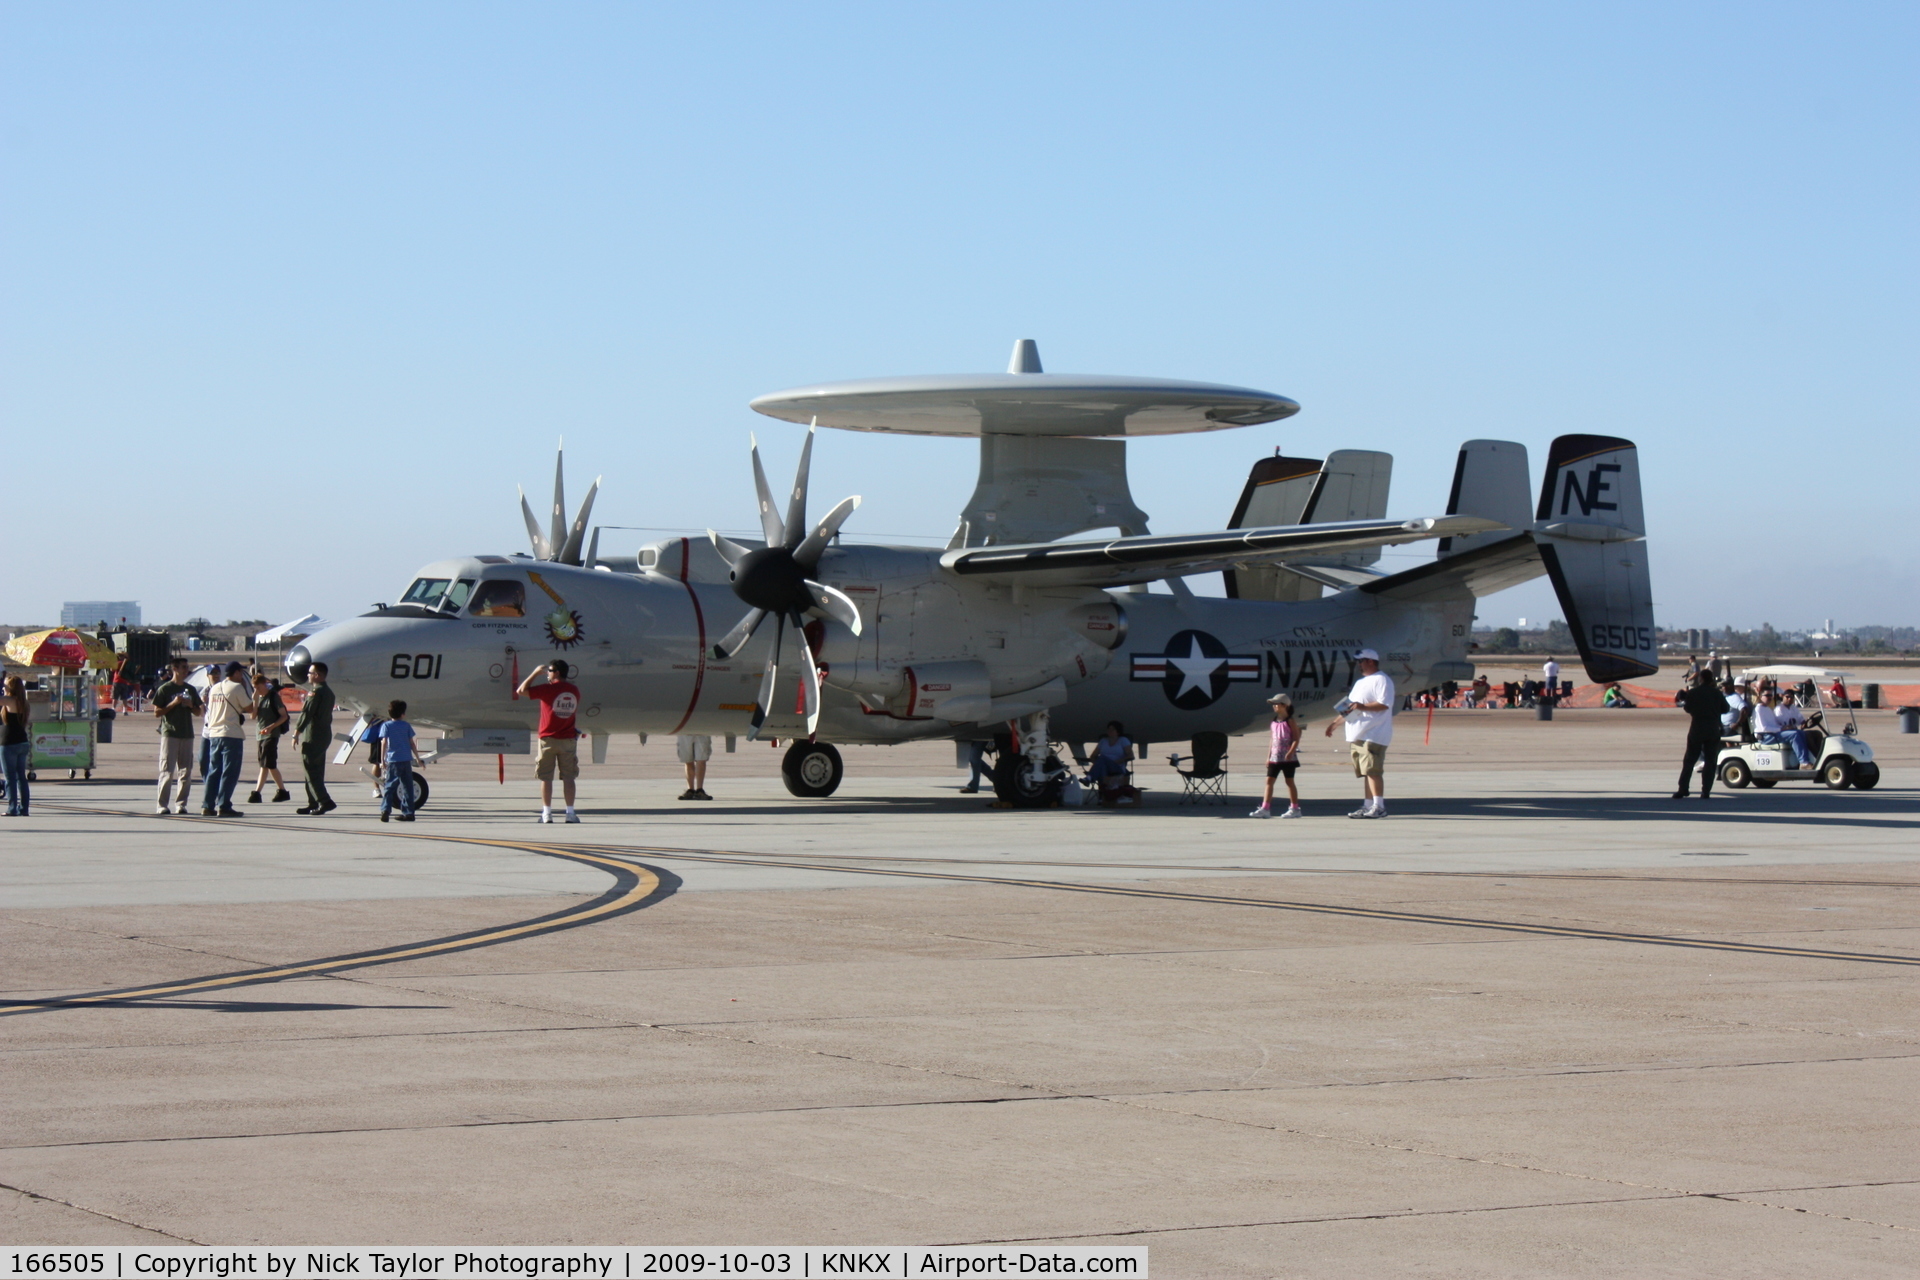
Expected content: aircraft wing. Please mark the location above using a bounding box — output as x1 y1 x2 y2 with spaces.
939 515 1505 588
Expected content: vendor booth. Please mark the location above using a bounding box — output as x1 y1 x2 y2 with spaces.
4 628 119 778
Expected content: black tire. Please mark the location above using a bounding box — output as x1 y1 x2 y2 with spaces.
1820 757 1854 790
1853 761 1880 790
781 741 843 798
403 772 430 810
1751 778 1777 788
1718 758 1752 790
991 749 1066 808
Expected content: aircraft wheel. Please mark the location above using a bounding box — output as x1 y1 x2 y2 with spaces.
991 750 1066 809
1718 758 1751 790
1820 757 1854 790
403 773 430 810
1853 762 1880 789
782 741 843 798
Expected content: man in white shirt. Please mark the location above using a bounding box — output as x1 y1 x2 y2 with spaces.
199 661 255 816
1324 648 1397 818
1720 681 1750 736
1752 689 1815 767
1542 657 1562 702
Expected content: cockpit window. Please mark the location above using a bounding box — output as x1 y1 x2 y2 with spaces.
468 580 526 618
402 578 451 607
445 579 475 610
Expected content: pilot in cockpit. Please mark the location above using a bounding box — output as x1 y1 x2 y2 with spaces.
468 580 526 618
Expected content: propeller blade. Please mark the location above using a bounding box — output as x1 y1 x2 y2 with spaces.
549 440 567 561
519 486 552 560
792 610 821 732
707 530 753 567
782 421 816 551
804 580 864 637
793 494 861 568
583 525 601 570
556 475 601 565
711 607 767 660
749 434 785 546
749 614 786 740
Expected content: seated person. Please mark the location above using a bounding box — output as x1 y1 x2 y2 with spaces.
1751 689 1816 767
1468 675 1492 707
1828 678 1849 709
1087 720 1135 797
1780 694 1824 756
1720 681 1751 739
1519 678 1539 707
1603 682 1635 708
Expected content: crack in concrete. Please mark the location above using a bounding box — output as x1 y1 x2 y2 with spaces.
941 1178 1920 1244
0 1178 202 1242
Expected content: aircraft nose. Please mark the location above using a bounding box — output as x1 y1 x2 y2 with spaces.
284 644 313 684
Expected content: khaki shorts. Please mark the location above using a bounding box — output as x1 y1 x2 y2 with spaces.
1350 741 1388 777
536 736 580 782
676 734 713 763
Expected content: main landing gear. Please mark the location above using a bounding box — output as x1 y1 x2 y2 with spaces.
781 740 843 798
989 710 1070 809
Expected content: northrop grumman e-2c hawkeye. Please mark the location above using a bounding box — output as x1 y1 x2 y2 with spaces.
291 341 1657 804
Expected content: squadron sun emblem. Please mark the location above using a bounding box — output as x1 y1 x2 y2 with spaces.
529 570 587 650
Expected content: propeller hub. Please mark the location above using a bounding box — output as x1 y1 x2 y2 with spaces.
730 547 814 615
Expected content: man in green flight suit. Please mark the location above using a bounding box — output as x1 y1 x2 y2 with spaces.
294 661 337 814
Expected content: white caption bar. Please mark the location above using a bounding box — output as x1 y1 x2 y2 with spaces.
1 1249 1147 1280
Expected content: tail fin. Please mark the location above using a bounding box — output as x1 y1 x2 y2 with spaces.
1534 435 1657 680
1223 454 1324 601
1225 450 1393 600
1439 440 1531 559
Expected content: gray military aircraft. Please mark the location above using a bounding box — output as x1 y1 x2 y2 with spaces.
290 340 1656 804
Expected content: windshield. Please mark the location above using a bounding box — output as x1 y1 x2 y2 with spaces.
401 578 451 606
400 577 477 611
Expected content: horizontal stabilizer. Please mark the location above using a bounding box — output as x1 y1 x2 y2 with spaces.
1361 532 1545 603
942 514 1502 588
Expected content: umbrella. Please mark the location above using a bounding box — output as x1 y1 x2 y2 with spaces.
4 628 119 669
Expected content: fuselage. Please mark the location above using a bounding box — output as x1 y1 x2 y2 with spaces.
292 542 1472 749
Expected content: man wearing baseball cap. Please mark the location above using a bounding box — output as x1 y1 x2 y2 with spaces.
1324 648 1396 819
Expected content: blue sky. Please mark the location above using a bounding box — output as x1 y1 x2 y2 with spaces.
4 2 1914 632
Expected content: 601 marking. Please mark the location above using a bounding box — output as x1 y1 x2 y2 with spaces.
389 653 443 679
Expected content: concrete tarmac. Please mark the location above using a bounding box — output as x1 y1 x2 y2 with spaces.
2 709 1917 1276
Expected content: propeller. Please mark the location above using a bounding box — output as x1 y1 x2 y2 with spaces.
708 422 863 738
516 440 603 567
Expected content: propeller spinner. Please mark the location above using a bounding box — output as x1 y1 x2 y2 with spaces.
708 423 863 738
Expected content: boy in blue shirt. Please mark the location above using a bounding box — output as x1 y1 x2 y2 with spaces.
372 700 419 822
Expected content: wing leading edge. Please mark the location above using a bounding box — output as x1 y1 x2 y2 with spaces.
939 515 1505 588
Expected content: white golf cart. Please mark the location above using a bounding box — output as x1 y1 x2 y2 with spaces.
1718 665 1880 791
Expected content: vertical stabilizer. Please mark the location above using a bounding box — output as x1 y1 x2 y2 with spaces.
1223 454 1322 600
1440 440 1531 558
1533 435 1657 681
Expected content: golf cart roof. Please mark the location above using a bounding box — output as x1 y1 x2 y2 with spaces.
1740 665 1854 680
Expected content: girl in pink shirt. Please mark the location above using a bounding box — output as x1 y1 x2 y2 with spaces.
1251 692 1303 818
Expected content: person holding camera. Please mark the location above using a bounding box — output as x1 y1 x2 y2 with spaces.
1324 649 1396 819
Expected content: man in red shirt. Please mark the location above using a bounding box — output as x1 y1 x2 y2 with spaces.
516 659 582 823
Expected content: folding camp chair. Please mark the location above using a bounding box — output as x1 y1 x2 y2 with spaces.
1168 732 1230 804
